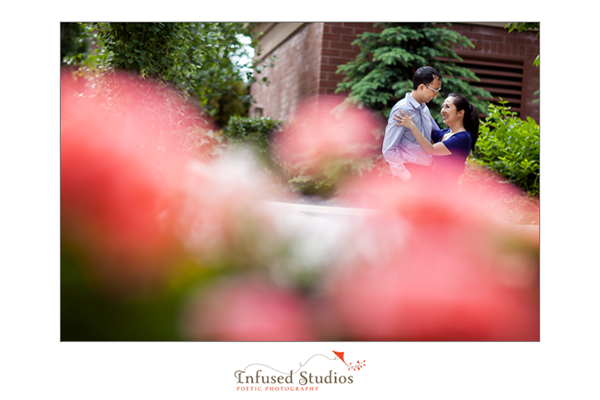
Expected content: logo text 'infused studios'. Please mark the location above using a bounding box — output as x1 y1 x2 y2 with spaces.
234 351 366 392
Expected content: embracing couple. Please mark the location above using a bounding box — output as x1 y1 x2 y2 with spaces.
382 66 480 185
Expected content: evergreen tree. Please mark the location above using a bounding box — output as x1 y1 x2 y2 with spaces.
336 23 491 124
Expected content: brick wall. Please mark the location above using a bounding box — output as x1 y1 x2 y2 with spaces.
251 23 539 123
250 23 382 120
319 22 382 96
450 23 540 122
250 23 323 121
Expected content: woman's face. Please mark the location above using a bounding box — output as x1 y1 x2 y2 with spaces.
441 97 464 126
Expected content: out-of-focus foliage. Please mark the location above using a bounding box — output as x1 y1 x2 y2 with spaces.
61 22 271 127
223 116 284 156
336 23 491 125
208 81 252 128
61 23 89 62
473 100 540 196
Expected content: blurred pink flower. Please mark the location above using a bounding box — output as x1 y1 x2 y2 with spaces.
460 164 540 225
183 276 316 341
273 96 381 174
326 174 539 341
60 70 214 290
174 150 296 268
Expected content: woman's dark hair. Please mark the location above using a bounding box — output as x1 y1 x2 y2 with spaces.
448 93 480 151
412 66 442 90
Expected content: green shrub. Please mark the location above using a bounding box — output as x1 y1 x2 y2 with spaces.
473 100 539 196
281 157 378 199
222 116 381 199
222 116 291 197
222 116 284 155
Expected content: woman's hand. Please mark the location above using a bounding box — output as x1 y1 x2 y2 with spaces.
392 109 452 156
393 110 416 129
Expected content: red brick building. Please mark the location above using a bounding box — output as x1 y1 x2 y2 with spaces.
249 22 539 123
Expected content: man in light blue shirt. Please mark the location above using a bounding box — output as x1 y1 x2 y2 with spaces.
382 66 442 182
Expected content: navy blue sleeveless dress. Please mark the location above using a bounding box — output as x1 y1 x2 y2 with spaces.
431 129 472 183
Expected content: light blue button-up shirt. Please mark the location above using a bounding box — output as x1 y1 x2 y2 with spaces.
382 94 440 181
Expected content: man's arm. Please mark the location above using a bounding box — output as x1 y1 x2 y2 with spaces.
382 104 409 164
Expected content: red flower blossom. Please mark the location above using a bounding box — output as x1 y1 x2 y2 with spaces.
273 96 381 174
60 71 213 290
326 174 539 341
183 276 316 341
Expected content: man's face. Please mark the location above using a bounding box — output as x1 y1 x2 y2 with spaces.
421 77 442 103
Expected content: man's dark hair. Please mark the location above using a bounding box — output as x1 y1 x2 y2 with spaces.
412 66 442 90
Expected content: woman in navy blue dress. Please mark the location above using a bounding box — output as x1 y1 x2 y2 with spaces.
393 93 480 183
